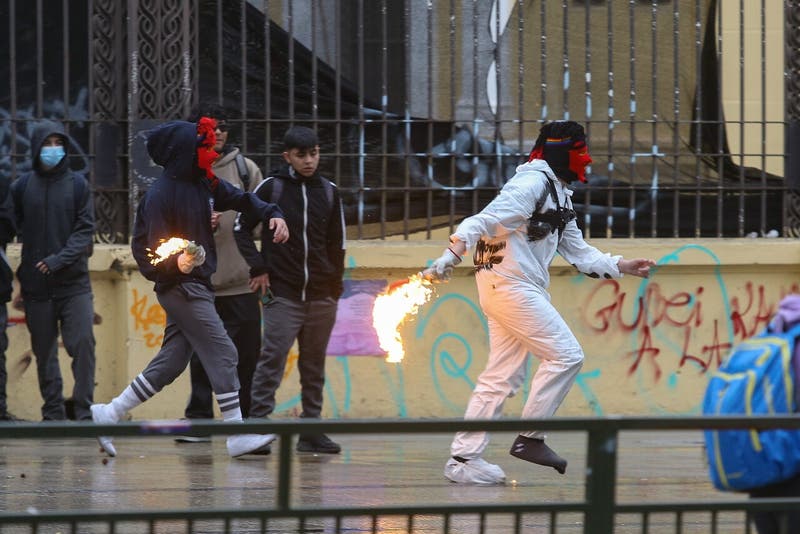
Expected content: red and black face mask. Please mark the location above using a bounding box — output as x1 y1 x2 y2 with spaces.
528 135 592 183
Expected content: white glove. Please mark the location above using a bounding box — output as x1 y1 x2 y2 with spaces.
424 248 462 282
177 243 206 274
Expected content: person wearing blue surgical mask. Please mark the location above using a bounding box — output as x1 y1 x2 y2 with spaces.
38 136 66 169
9 120 96 422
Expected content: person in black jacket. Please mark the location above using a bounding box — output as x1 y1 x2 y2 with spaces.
235 125 346 454
90 118 289 459
0 171 16 421
10 120 95 421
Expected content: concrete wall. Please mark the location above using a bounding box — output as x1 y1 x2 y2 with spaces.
5 239 799 421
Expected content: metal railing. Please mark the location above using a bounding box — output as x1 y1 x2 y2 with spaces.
2 1 799 241
1 416 799 533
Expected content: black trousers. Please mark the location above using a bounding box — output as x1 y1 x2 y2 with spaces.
749 475 800 534
184 292 260 418
0 304 8 415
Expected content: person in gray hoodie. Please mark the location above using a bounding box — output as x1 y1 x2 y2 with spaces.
10 120 95 421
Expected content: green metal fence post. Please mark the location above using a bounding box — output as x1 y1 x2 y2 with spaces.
584 427 618 534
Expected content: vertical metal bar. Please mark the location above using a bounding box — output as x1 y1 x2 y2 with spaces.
471 0 479 215
715 1 724 237
738 0 745 237
694 0 702 238
540 0 547 124
380 0 387 240
584 428 617 534
334 0 342 237
606 0 615 240
448 0 456 234
36 0 43 117
263 0 271 175
402 0 410 242
87 0 94 189
494 0 504 190
240 0 248 152
582 0 592 237
311 0 318 126
425 0 433 239
650 0 658 239
217 0 223 104
629 0 637 238
276 431 293 511
672 0 681 238
759 0 767 235
63 0 70 122
561 0 568 120
8 0 17 181
288 0 295 125
518 0 524 164
357 0 365 239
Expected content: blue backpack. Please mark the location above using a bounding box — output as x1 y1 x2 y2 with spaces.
702 323 800 491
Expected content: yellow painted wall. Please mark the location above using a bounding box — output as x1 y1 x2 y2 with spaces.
5 239 799 421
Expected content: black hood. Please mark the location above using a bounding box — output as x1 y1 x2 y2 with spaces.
30 120 70 174
146 120 200 182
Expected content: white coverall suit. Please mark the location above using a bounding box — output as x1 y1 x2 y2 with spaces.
449 159 623 460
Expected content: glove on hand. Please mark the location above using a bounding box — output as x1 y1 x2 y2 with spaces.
177 243 206 274
425 248 462 282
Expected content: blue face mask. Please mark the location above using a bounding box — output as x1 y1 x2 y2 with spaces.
39 146 65 168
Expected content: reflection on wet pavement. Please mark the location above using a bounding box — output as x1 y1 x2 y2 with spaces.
0 431 747 533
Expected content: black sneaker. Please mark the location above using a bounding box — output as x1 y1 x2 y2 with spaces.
0 412 25 422
296 433 341 454
509 434 567 474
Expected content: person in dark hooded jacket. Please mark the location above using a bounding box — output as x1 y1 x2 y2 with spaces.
234 125 346 454
90 118 289 459
10 120 96 421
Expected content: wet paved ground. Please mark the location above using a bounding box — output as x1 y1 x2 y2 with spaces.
0 430 748 533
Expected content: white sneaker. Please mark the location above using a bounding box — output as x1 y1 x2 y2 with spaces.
227 433 277 458
444 457 506 485
91 404 119 457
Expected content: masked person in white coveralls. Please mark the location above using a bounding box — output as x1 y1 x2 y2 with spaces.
427 121 655 485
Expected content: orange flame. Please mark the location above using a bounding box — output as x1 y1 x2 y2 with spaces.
372 274 434 362
147 237 190 265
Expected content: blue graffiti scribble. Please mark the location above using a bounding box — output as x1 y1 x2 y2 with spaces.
416 293 488 413
379 361 407 417
575 368 603 416
430 334 475 413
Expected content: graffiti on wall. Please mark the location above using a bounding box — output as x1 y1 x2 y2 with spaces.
123 244 799 419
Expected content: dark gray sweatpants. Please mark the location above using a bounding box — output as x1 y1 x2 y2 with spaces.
24 292 96 421
250 296 338 419
141 282 239 397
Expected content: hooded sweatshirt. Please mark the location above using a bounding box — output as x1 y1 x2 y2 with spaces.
131 121 283 294
11 120 94 301
768 293 800 408
209 147 263 296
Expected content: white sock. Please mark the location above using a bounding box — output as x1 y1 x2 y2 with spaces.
110 374 155 419
216 391 242 422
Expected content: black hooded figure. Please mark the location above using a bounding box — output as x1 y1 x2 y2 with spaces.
10 119 96 421
91 119 288 460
